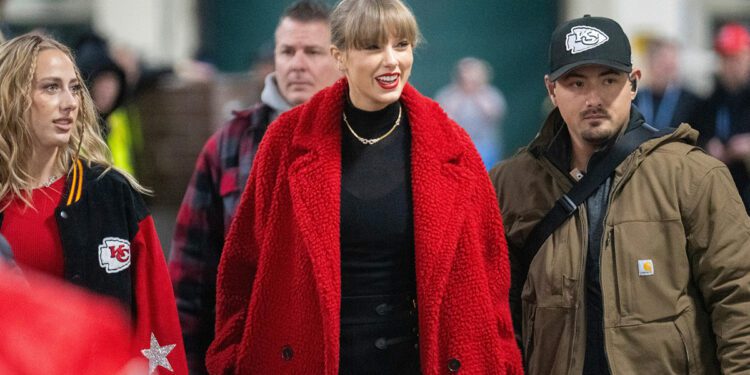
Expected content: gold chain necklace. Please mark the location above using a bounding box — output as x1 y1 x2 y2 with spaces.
343 104 402 145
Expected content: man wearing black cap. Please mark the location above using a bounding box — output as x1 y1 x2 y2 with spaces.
490 15 750 374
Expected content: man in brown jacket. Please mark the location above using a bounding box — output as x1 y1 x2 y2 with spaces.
491 15 750 374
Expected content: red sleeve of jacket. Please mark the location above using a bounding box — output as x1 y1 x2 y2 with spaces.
132 215 188 375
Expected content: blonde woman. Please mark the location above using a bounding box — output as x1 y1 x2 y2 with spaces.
0 34 187 375
207 0 523 373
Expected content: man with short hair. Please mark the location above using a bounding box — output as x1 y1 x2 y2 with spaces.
168 1 340 372
634 37 701 129
491 15 750 374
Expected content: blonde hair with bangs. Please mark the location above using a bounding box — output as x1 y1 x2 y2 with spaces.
0 33 149 210
330 0 421 51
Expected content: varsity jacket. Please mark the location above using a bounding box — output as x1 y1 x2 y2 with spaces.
1 160 188 375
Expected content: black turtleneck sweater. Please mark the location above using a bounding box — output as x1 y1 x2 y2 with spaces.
340 99 416 297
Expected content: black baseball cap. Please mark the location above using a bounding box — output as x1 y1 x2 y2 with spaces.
548 15 632 81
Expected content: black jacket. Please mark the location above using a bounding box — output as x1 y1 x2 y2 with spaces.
0 160 189 372
0 161 147 309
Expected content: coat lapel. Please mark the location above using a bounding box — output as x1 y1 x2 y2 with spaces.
286 80 346 367
286 80 477 368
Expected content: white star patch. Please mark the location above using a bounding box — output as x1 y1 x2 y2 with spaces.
141 333 176 374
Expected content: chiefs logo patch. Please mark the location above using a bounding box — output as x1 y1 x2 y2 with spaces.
565 26 609 54
98 237 131 274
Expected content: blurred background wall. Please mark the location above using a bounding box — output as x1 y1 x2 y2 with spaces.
193 0 557 171
3 0 750 247
6 0 750 155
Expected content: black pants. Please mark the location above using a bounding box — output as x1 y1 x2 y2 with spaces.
339 294 420 374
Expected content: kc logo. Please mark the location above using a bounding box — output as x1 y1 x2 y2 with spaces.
565 26 609 54
98 237 131 274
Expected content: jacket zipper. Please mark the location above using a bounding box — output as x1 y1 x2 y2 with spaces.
599 229 614 374
541 154 601 374
598 155 638 374
566 208 589 374
540 154 587 374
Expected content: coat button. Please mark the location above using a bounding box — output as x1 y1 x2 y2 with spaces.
375 303 392 316
59 211 68 219
281 345 293 361
374 338 387 350
447 358 461 372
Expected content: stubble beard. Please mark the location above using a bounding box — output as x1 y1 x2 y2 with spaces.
581 124 617 147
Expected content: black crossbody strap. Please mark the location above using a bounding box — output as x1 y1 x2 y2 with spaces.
509 123 672 350
520 124 672 268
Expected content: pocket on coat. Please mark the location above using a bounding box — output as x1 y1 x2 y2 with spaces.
524 304 576 375
673 307 720 375
521 302 536 368
608 321 688 374
611 220 688 321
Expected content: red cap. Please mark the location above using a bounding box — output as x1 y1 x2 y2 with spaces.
715 23 750 56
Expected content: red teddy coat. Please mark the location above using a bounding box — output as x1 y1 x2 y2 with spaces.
206 79 522 374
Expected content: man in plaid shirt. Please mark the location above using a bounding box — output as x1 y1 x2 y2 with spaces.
168 1 340 373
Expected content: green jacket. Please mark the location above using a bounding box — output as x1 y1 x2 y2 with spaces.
490 107 750 374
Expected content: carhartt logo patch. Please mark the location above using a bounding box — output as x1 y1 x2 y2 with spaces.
638 259 654 276
566 26 609 54
98 237 131 274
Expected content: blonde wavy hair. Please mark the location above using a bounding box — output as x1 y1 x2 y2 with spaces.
0 33 149 210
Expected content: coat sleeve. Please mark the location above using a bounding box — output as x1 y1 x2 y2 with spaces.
168 134 225 374
488 163 526 350
205 142 268 374
682 155 750 373
132 215 189 375
477 172 524 374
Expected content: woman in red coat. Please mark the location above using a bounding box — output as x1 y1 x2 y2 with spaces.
207 0 522 373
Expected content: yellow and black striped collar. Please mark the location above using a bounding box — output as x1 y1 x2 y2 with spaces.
65 159 84 206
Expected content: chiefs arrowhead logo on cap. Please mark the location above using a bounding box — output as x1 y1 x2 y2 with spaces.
566 26 610 54
98 237 131 274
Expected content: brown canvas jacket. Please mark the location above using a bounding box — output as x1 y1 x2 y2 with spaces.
490 107 750 374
